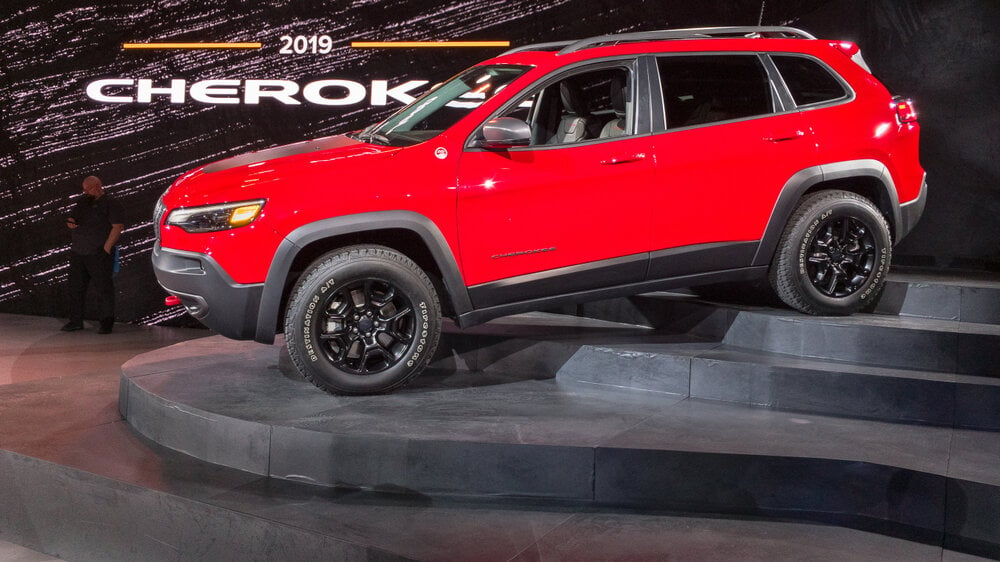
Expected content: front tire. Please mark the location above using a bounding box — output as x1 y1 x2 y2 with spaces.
769 190 891 315
284 246 441 395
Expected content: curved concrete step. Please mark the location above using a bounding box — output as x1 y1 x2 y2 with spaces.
118 333 1000 558
878 268 1000 324
117 271 1000 558
556 342 1000 430
559 289 1000 377
720 312 1000 377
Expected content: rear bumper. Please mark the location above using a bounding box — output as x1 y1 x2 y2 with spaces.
897 173 927 243
152 243 263 340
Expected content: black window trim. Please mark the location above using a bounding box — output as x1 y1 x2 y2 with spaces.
759 54 796 112
766 52 856 110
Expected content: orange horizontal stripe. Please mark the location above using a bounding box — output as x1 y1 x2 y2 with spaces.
351 41 510 48
123 42 262 50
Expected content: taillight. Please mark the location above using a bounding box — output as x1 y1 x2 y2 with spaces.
893 98 918 124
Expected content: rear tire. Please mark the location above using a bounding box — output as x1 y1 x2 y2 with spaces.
284 246 441 395
769 190 891 315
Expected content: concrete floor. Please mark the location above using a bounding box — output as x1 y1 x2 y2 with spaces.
0 314 204 561
0 312 993 561
0 540 58 561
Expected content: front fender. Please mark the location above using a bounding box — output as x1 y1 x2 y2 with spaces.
253 210 471 343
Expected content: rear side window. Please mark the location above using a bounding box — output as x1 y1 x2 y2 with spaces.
772 55 848 106
658 55 772 129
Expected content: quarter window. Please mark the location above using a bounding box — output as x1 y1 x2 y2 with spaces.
772 55 848 106
658 55 773 129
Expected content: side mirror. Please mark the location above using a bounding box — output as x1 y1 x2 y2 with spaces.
476 117 531 149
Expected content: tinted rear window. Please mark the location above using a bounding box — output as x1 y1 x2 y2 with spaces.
772 55 848 106
658 55 772 129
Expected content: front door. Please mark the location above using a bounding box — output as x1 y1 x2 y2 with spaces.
456 64 654 308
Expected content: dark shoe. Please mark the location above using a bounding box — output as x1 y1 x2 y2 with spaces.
61 321 83 332
98 320 114 334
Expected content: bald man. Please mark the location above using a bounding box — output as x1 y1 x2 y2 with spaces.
62 176 125 334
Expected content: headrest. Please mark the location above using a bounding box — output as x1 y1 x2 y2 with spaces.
559 81 589 116
609 75 627 118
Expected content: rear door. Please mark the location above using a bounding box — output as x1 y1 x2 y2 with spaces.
648 53 817 276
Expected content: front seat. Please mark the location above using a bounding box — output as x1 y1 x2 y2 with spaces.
548 81 594 144
600 75 628 138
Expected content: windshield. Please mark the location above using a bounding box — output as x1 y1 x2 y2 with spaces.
359 64 531 147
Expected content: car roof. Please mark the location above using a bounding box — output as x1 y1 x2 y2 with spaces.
504 26 817 56
480 26 856 75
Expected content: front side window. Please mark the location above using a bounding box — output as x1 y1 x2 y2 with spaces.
361 65 530 147
494 65 634 146
658 55 773 129
772 55 849 106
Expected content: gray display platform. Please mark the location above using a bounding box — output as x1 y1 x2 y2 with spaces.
119 270 1000 558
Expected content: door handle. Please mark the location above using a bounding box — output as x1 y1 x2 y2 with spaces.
763 130 806 142
601 153 647 165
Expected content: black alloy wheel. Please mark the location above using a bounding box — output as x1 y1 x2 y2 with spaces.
318 278 417 375
284 246 441 395
805 215 878 298
770 190 892 316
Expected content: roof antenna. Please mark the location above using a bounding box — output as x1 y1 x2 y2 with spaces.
758 0 767 26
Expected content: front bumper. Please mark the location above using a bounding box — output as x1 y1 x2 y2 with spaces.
152 244 264 340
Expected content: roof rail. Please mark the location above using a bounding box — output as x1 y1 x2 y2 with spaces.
501 41 574 55
556 26 817 55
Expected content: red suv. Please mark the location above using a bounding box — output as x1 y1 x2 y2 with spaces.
153 27 926 394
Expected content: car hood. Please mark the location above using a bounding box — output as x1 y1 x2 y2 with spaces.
200 134 384 174
164 134 399 205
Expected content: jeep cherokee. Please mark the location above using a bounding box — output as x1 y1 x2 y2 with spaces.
153 26 926 394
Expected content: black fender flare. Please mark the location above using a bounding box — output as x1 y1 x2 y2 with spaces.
254 210 471 343
752 159 901 267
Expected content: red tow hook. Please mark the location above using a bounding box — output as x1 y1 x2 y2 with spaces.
165 295 182 306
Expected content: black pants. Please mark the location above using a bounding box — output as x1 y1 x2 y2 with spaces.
67 250 115 323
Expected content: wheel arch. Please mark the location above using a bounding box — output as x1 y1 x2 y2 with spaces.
752 159 902 267
253 211 470 343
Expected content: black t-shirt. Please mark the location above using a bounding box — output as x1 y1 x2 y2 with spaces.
69 193 125 255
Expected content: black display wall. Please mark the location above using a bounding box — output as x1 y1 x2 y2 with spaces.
1 0 997 326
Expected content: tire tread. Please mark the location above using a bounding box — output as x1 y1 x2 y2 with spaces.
769 190 891 316
283 245 441 395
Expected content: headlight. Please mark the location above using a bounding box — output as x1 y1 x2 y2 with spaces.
165 199 266 233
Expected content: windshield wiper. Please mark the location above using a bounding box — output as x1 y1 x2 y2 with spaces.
350 130 391 145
